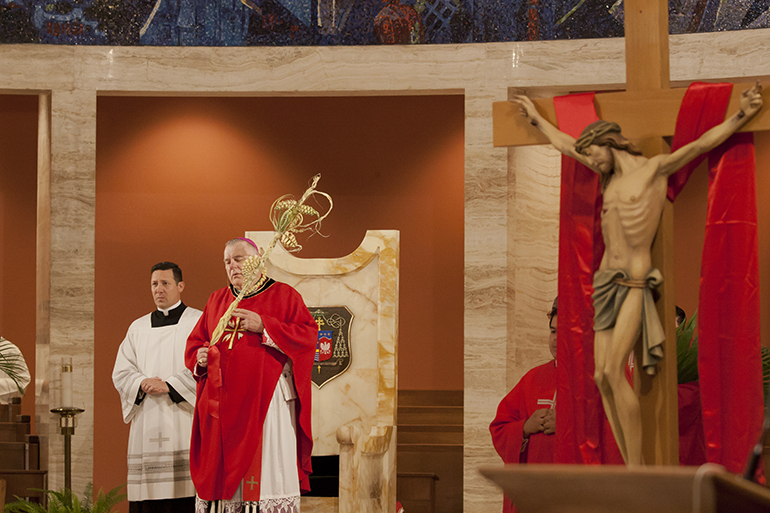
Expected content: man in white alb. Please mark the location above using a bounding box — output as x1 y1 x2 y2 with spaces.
113 261 202 513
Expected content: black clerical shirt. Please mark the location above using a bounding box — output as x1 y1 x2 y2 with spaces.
134 302 189 405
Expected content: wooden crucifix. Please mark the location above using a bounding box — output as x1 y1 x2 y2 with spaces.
493 0 770 465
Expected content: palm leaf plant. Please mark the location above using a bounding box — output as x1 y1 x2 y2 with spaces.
4 483 125 513
675 310 770 400
0 336 26 395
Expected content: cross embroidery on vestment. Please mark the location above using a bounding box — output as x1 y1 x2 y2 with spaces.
222 318 244 349
149 429 170 449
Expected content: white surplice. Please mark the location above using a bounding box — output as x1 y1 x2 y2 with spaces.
113 306 202 502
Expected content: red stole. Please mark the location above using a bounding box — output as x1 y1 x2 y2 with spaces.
669 82 763 475
185 282 317 501
552 93 621 464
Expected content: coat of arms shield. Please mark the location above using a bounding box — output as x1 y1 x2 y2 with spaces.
309 306 353 388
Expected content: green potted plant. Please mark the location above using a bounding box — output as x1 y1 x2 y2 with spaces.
4 483 125 513
676 311 770 396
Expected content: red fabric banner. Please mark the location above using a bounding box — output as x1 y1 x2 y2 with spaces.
553 93 620 464
669 83 763 475
699 131 763 473
667 83 733 201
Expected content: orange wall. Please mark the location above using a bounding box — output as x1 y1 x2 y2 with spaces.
0 95 37 423
93 95 465 503
673 131 770 347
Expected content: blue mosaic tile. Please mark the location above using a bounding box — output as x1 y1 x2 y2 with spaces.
0 0 767 45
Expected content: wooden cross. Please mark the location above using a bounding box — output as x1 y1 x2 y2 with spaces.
492 0 770 465
246 475 259 490
150 429 170 449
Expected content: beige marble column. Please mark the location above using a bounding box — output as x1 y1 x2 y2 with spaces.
46 89 97 492
463 87 509 513
506 144 561 387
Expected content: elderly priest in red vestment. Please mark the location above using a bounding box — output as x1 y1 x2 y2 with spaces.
186 237 317 513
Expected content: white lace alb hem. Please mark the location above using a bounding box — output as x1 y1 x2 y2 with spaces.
196 494 300 513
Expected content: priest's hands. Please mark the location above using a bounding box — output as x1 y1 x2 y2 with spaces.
523 408 555 437
141 377 170 395
233 308 264 333
196 347 209 368
543 408 555 435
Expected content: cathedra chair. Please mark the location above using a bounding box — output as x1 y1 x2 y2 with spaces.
249 230 399 513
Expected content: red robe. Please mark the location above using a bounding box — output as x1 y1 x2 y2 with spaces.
490 360 557 513
185 280 317 501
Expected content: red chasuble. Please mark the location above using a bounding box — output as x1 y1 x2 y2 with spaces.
490 361 557 513
185 279 317 501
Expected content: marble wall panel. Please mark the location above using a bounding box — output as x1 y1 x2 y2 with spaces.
507 145 561 388
47 89 96 493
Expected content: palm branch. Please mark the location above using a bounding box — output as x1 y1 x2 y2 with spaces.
0 336 26 395
209 174 332 346
675 311 770 401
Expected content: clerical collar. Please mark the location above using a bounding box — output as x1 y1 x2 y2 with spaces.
230 277 275 299
151 301 187 328
158 300 182 316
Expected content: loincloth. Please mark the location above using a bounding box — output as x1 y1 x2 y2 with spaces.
592 268 665 376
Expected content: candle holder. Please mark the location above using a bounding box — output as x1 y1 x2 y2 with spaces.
50 407 85 491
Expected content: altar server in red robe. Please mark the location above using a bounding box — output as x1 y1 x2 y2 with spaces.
186 237 318 513
490 298 558 513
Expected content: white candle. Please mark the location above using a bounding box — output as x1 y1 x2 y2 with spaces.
61 357 73 408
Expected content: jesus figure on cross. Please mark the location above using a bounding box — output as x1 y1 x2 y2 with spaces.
513 83 763 466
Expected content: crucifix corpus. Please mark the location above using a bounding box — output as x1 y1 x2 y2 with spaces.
514 86 761 466
493 0 770 466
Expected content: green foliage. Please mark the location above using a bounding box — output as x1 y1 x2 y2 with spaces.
4 483 126 513
675 311 770 401
0 337 26 395
676 311 699 384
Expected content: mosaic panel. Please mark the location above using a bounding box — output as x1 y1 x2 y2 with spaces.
0 1 768 47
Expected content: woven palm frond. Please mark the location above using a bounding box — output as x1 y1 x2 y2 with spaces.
209 174 333 346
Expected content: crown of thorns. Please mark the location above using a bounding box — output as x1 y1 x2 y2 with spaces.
574 120 622 153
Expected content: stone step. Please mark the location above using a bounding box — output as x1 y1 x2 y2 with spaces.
397 405 463 426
